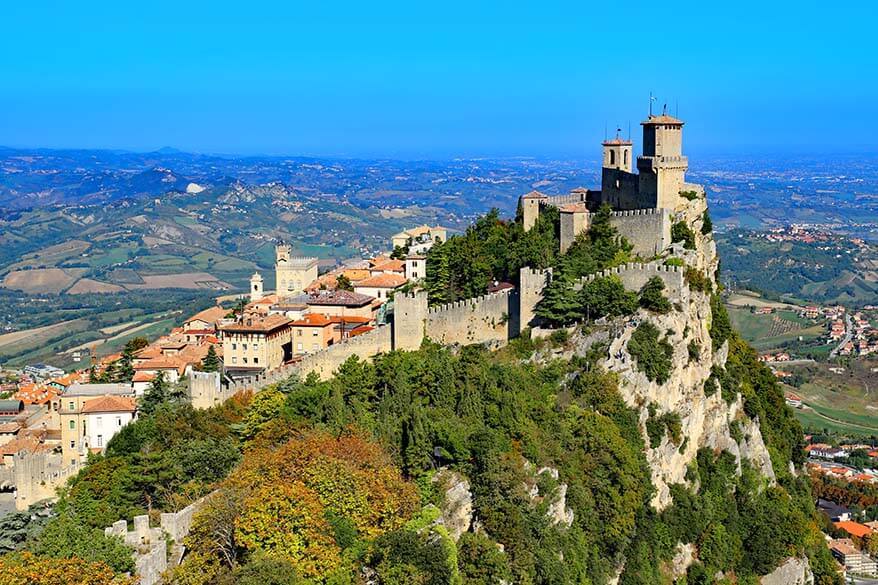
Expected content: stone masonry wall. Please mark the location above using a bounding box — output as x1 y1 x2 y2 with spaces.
609 208 671 257
295 325 392 380
189 371 236 410
425 289 514 346
574 261 687 305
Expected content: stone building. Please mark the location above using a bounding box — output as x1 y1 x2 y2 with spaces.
220 314 294 377
59 383 137 465
274 244 318 297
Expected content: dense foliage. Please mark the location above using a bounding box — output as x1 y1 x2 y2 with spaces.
59 396 248 529
0 552 136 584
425 207 559 305
627 322 674 384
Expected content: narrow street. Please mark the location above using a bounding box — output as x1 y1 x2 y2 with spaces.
830 313 855 359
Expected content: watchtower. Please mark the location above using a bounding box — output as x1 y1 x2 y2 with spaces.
637 111 688 210
520 191 548 232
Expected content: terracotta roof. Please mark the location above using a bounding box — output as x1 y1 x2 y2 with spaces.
521 190 548 200
559 203 588 213
355 274 407 289
132 372 155 383
81 395 136 414
186 305 228 325
0 435 45 456
835 521 873 538
642 114 684 126
134 357 187 374
371 259 405 273
350 325 375 337
602 138 632 146
394 225 446 239
328 315 371 324
221 314 292 334
290 313 334 327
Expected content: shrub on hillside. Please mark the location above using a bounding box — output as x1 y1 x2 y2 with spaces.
627 322 674 384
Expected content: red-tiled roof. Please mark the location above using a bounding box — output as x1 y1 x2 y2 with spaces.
185 305 228 326
355 274 407 289
221 314 292 334
835 521 873 538
642 114 684 126
290 313 334 327
81 395 136 414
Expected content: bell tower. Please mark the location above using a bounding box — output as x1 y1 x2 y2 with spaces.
250 272 264 302
602 129 633 173
636 109 688 210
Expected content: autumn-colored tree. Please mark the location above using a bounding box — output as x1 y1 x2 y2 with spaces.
174 429 419 581
0 552 135 585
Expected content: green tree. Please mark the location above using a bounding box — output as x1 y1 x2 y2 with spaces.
29 512 135 573
579 275 639 321
139 371 170 415
335 274 354 291
201 345 221 372
671 221 696 250
627 322 674 384
638 277 672 314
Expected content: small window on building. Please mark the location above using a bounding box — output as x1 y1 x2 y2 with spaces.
70 440 75 449
232 357 238 364
609 150 616 165
96 416 102 426
68 420 75 430
97 435 103 447
297 343 303 351
254 357 259 364
312 343 319 351
69 401 75 411
624 150 628 165
253 343 258 350
116 416 122 427
232 343 237 350
243 357 248 364
243 343 247 350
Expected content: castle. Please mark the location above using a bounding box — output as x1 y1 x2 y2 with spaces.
208 109 707 392
521 110 696 256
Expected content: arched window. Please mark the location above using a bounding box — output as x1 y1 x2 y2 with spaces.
609 150 616 165
623 150 628 165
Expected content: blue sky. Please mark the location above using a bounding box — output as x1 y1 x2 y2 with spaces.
0 1 874 158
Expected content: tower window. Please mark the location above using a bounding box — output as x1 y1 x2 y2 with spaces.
624 150 628 165
609 150 616 165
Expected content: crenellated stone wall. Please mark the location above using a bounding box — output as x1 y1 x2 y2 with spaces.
296 325 392 380
574 261 687 304
609 208 671 257
424 289 515 346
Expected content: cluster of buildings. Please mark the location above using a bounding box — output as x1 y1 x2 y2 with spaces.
220 233 442 379
817 500 878 576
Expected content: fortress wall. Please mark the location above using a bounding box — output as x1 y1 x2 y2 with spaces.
609 208 671 257
189 371 237 410
545 191 589 206
294 325 392 381
600 168 642 209
575 262 687 304
519 267 551 332
425 289 513 346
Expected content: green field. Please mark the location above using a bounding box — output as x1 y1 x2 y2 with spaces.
727 306 825 352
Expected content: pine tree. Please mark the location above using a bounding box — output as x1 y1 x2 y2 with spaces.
425 241 452 305
535 277 582 326
139 371 169 415
201 345 221 372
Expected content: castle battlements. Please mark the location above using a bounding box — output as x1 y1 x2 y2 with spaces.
426 288 514 315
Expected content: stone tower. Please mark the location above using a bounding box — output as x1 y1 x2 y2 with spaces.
520 191 548 232
274 244 318 297
392 290 428 351
249 272 264 302
637 113 688 210
602 132 633 173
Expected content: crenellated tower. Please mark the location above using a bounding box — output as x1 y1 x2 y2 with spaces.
637 112 688 210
